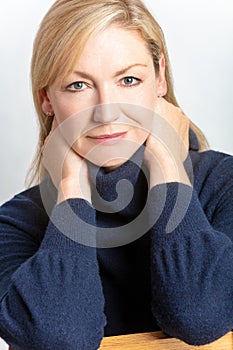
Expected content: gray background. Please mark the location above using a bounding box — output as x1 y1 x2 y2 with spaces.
0 0 233 346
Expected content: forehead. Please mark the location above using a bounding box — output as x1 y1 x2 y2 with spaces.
73 25 152 71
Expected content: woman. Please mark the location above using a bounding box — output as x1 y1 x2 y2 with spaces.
0 0 233 349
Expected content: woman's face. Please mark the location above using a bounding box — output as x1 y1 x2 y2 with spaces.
41 25 166 169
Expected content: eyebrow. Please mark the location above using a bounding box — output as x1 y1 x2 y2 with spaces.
73 63 148 80
113 63 148 77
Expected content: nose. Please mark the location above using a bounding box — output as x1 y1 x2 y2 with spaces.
93 103 120 123
93 88 120 123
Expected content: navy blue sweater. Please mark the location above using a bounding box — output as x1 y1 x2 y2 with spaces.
0 132 233 349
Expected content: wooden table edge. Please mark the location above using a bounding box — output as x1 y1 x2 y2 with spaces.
8 330 233 350
99 330 233 349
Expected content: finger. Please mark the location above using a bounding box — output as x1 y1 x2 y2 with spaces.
51 117 59 132
154 96 170 115
42 118 60 153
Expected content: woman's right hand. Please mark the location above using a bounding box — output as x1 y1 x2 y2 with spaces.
41 118 91 204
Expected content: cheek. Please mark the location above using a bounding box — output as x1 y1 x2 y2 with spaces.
133 128 149 144
53 103 75 124
121 102 155 134
70 138 87 157
144 81 157 108
49 92 81 124
128 81 157 119
55 112 96 152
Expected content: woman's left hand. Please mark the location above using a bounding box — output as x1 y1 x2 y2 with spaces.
144 97 191 187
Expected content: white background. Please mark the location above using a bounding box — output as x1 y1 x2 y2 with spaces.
0 0 233 347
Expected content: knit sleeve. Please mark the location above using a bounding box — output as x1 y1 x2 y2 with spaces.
0 190 106 350
149 182 233 346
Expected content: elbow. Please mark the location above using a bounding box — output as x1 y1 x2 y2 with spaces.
30 325 104 350
154 305 232 346
1 301 105 350
2 324 103 350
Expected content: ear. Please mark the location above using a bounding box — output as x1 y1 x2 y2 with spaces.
157 54 167 97
40 88 54 116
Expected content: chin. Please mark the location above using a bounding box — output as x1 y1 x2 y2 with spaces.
84 153 133 169
96 157 128 171
79 144 142 169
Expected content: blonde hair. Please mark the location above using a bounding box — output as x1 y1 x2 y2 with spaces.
29 0 208 184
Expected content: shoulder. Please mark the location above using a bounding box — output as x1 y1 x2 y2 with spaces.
189 149 233 218
190 149 233 188
0 177 57 240
188 129 233 188
1 176 57 210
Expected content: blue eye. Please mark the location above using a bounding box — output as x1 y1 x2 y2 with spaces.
122 77 140 86
67 81 87 91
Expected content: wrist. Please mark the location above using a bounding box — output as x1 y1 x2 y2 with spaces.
57 177 91 204
148 157 191 188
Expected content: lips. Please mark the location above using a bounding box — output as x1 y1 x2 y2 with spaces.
87 131 128 145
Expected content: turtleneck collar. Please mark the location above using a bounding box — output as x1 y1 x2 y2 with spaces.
87 145 146 204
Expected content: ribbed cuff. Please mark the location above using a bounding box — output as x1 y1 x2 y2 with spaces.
148 182 211 243
40 198 97 250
